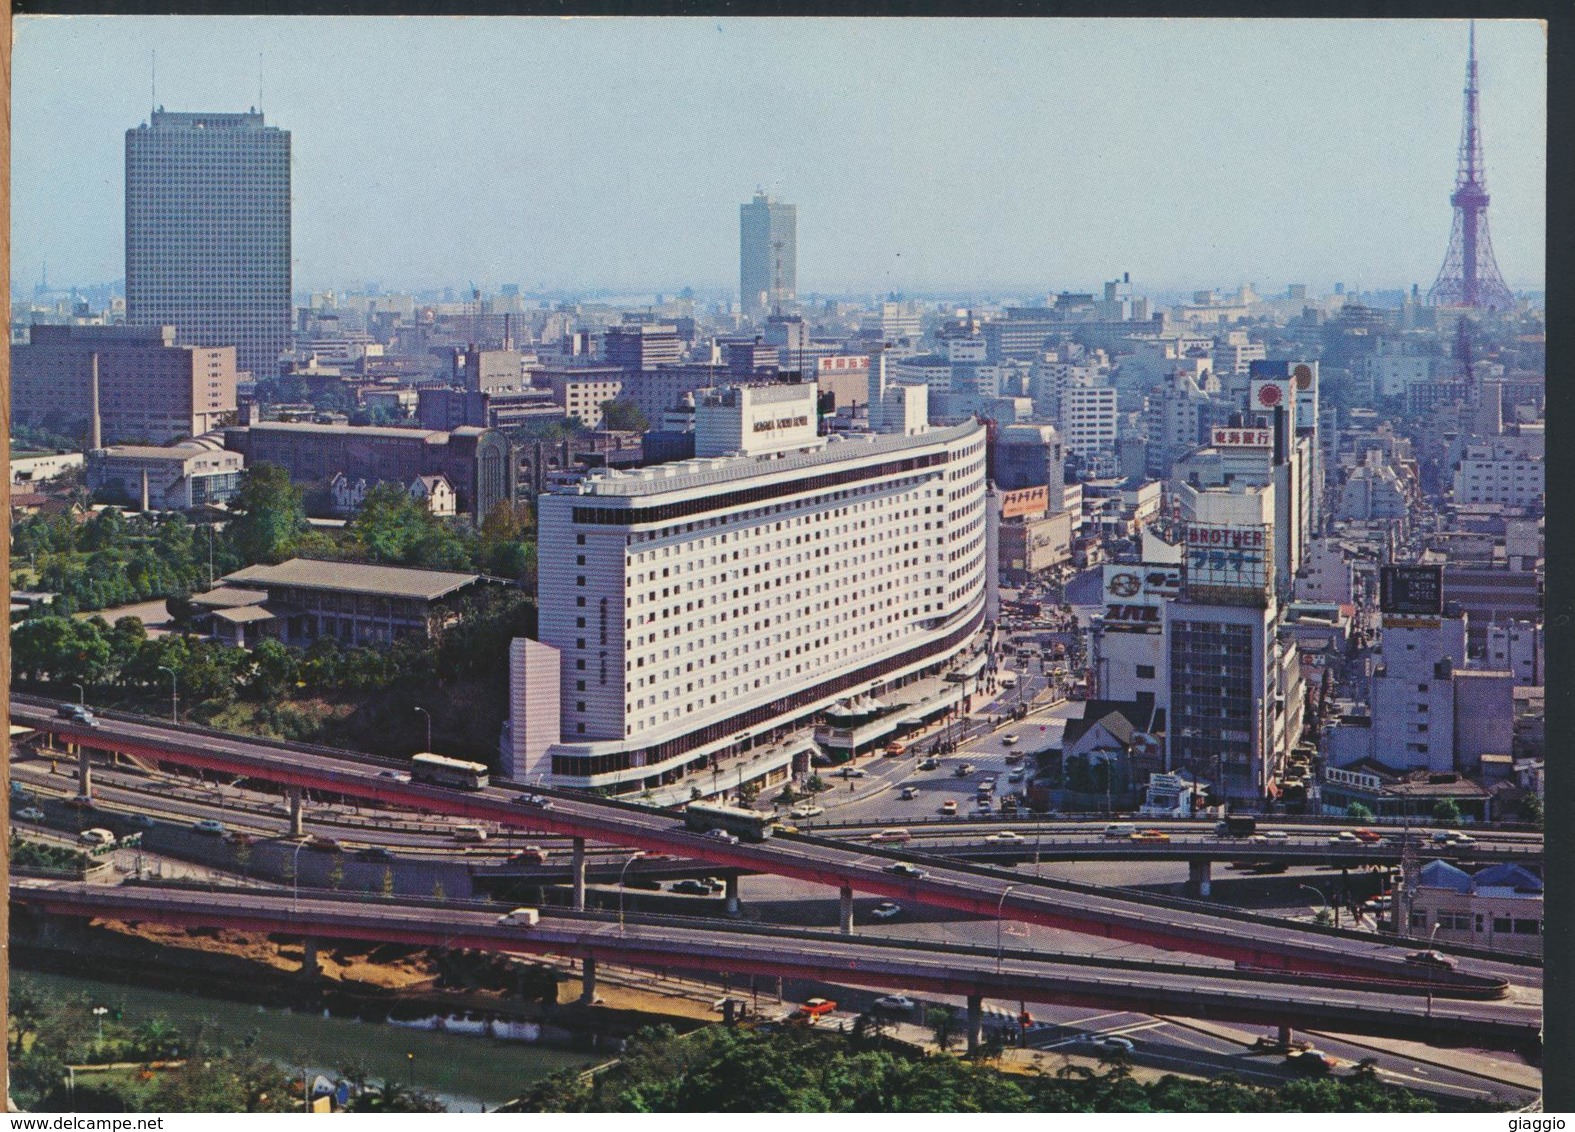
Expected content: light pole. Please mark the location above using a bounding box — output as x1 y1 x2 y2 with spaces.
1425 923 1441 1019
292 838 308 912
414 706 432 752
92 1005 108 1046
72 683 85 706
996 884 1019 973
618 851 646 935
1298 884 1328 921
158 665 178 723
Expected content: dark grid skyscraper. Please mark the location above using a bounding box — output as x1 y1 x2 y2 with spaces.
739 190 796 321
126 109 291 379
1427 23 1515 311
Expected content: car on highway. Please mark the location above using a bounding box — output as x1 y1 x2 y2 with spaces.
790 803 825 819
704 828 740 845
798 998 837 1019
1087 1035 1135 1052
698 876 726 893
1405 949 1456 970
899 786 918 800
225 831 256 847
918 758 939 771
509 846 551 865
954 764 975 778
940 800 958 816
192 819 226 836
869 828 912 844
514 793 554 809
1260 830 1289 841
124 813 157 829
305 835 342 853
1284 1049 1335 1075
1103 824 1136 840
1328 831 1361 844
1443 832 1476 846
1353 829 1382 843
1002 735 1020 747
839 766 867 779
56 703 98 727
886 863 927 879
78 828 117 848
356 846 395 862
872 994 916 1013
1130 829 1170 843
65 795 96 811
15 807 45 822
671 879 718 896
870 901 903 920
496 907 540 927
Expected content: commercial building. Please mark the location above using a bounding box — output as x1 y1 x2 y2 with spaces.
1405 861 1543 958
740 191 796 319
534 365 625 429
516 410 989 792
222 421 513 523
1451 440 1545 509
87 439 244 510
12 324 238 445
604 323 683 371
1056 385 1119 459
126 109 291 379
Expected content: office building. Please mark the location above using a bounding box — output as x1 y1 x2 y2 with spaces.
1057 385 1120 459
604 323 684 371
740 191 796 320
87 438 244 510
126 109 291 379
517 412 989 792
12 324 237 445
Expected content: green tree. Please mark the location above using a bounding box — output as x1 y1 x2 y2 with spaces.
599 398 649 433
327 856 346 891
245 638 301 701
229 464 307 564
926 1007 960 1053
1432 799 1461 826
1345 803 1374 821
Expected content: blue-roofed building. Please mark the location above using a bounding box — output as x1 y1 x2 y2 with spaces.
1407 858 1543 957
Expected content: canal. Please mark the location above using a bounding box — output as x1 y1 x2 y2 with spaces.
15 970 605 1111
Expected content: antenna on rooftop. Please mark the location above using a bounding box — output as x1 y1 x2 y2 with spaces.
151 50 156 116
258 52 264 112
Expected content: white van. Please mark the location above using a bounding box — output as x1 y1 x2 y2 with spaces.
870 828 912 844
452 825 488 844
1103 824 1137 840
496 907 540 927
78 827 117 848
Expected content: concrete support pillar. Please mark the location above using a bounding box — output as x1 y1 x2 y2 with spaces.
579 953 597 1005
1277 1023 1292 1049
725 875 741 916
571 838 587 912
76 747 93 799
966 994 984 1057
301 936 321 979
287 787 304 838
1187 859 1212 897
839 885 854 935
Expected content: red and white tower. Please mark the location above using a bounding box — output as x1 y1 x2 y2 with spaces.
1427 22 1515 310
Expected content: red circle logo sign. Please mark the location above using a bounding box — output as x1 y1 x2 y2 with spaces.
1256 383 1283 407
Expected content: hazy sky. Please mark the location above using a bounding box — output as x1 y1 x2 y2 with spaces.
11 16 1547 297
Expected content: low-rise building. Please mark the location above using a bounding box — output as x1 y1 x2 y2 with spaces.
86 439 244 511
1406 860 1543 957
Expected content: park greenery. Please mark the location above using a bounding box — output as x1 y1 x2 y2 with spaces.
520 1024 1481 1113
6 975 443 1113
10 463 538 760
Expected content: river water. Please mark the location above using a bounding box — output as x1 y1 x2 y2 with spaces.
16 970 603 1111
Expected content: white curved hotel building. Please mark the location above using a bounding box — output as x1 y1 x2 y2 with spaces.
525 390 988 794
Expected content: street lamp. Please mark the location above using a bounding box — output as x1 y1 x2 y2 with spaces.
292 838 309 913
1425 923 1441 1019
618 851 647 935
996 884 1019 973
72 683 85 707
1297 884 1329 921
413 706 432 752
158 665 178 723
92 1005 108 1045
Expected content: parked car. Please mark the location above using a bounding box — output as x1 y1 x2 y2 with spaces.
703 828 740 845
886 863 927 879
1405 949 1456 970
940 800 958 816
192 819 226 836
671 879 716 896
871 902 903 920
873 994 916 1013
15 807 46 822
975 799 993 813
839 766 867 779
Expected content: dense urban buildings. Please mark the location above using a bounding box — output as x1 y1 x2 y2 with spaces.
125 109 292 379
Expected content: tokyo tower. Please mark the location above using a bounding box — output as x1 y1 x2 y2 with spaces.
1427 22 1515 310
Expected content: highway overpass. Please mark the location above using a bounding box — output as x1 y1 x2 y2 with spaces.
9 880 1541 1053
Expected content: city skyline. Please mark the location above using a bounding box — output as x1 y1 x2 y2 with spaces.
11 16 1547 298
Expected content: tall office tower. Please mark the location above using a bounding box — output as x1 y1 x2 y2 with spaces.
126 109 292 379
739 190 796 320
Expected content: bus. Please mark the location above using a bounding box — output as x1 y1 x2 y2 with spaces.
683 801 777 842
410 752 490 790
